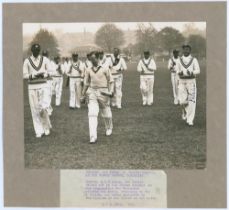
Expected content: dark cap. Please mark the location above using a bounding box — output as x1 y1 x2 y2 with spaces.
31 43 41 52
72 52 78 57
54 56 60 60
113 48 120 53
182 44 192 50
173 49 179 54
42 50 49 57
90 51 100 59
143 50 150 54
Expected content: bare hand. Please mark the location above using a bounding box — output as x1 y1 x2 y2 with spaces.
35 72 44 78
80 96 86 104
178 71 183 76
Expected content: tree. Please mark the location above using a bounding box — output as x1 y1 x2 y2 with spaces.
95 24 125 52
188 34 206 58
135 23 157 55
182 23 206 38
28 29 60 57
156 27 185 55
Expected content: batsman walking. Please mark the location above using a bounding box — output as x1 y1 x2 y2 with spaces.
81 52 114 144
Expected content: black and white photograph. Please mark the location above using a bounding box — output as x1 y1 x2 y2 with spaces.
23 22 206 169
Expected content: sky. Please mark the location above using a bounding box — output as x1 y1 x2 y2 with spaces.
23 22 206 36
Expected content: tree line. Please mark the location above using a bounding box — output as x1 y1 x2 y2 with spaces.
25 23 206 60
96 23 206 59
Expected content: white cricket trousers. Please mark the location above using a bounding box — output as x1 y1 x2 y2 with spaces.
171 73 179 103
140 75 154 105
28 85 52 136
52 76 63 106
69 77 82 108
111 74 123 108
178 79 197 124
87 88 113 139
46 79 53 114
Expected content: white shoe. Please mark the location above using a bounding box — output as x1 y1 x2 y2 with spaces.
44 129 50 136
47 109 52 116
106 129 112 136
182 111 187 120
182 114 186 120
117 105 122 109
187 121 194 126
174 99 178 105
143 101 147 106
36 133 43 138
90 136 97 144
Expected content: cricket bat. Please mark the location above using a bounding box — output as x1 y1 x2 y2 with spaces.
100 90 113 97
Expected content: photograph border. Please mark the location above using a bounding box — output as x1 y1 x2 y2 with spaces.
3 2 226 208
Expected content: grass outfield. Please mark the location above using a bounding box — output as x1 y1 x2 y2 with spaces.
24 61 206 169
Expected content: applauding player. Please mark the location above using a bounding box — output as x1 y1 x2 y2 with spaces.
177 44 200 126
137 50 157 106
51 56 65 106
66 53 84 109
110 48 127 109
23 44 52 138
168 49 180 105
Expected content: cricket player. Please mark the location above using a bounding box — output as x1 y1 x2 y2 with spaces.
168 49 180 105
82 53 93 82
66 52 84 109
51 56 65 106
64 57 71 87
81 51 114 144
84 53 93 69
99 51 112 68
42 50 54 115
64 57 71 71
177 44 200 126
137 50 157 106
110 48 127 109
23 43 52 138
